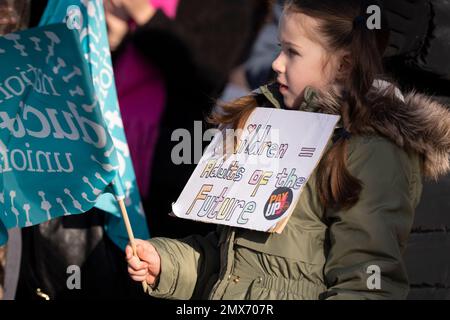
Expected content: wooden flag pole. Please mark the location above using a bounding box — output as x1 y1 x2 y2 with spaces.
117 198 149 293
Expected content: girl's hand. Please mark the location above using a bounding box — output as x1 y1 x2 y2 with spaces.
126 239 161 287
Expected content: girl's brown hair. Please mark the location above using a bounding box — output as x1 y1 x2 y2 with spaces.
210 0 395 210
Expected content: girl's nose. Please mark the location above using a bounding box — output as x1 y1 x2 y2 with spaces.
272 52 285 75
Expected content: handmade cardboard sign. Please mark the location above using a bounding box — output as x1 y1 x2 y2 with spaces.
172 107 340 233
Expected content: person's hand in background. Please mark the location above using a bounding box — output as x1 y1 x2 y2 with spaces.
104 0 158 50
104 0 130 51
109 0 156 26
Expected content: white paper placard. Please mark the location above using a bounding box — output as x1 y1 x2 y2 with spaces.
172 107 340 233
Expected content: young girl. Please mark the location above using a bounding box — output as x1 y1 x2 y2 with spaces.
126 0 450 299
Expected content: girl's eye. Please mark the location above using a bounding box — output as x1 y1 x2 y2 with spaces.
288 48 299 56
277 43 301 57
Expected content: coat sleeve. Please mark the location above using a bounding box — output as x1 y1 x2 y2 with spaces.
146 227 222 300
321 137 421 300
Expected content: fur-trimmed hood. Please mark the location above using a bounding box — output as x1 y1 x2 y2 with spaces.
259 82 450 180
374 91 450 180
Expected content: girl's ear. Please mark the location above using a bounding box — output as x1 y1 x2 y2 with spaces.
336 52 352 80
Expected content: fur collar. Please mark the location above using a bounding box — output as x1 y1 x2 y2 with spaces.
259 82 450 180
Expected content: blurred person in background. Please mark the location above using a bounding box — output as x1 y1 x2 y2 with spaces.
104 0 272 239
0 0 30 300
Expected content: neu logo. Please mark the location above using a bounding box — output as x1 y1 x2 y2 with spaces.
263 187 293 220
66 5 83 31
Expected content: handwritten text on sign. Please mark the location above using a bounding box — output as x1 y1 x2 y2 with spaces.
172 107 340 233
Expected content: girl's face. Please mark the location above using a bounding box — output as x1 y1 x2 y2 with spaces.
272 12 342 108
